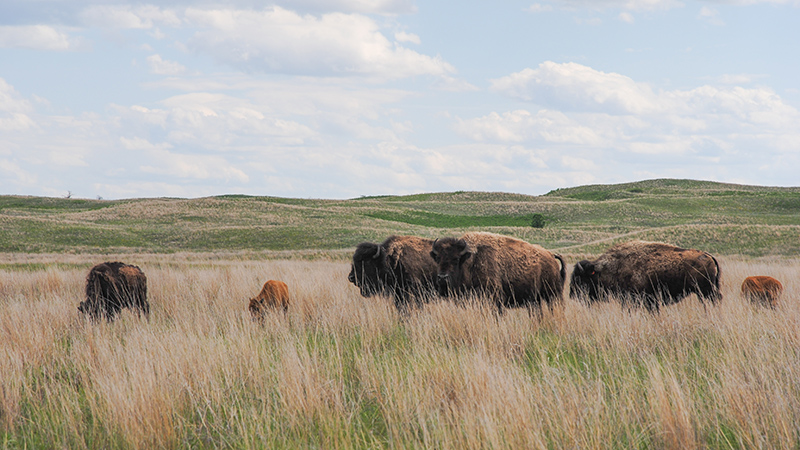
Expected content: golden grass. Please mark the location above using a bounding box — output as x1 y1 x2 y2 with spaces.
1 254 799 449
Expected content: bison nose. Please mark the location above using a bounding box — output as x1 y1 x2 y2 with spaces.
437 273 449 281
348 273 355 283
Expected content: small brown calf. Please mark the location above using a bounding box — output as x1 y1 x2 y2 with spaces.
248 280 290 319
741 276 783 308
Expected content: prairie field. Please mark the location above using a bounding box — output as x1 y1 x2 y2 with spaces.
1 253 799 449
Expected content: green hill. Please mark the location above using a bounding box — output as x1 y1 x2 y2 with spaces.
1 179 799 257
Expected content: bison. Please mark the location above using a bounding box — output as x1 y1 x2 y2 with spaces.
429 232 566 314
348 235 438 311
248 280 290 319
569 241 722 312
79 262 149 321
741 276 783 308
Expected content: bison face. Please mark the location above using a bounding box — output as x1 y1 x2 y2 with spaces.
569 260 601 301
350 243 393 297
430 238 472 297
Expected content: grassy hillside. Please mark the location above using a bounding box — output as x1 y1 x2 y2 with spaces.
2 179 799 257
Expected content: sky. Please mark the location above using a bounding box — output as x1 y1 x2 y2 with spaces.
1 0 799 200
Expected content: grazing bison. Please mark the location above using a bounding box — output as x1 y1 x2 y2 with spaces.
248 280 290 319
429 232 566 314
569 241 722 312
348 235 438 311
741 276 783 308
79 262 149 321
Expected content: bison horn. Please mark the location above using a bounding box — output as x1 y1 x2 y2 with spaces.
457 239 469 256
372 246 382 259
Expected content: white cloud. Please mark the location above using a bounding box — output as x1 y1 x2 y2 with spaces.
490 61 660 114
274 0 417 14
539 0 684 11
0 159 37 186
698 6 725 25
618 11 635 22
146 54 187 75
394 31 420 44
0 25 74 51
185 6 455 79
124 136 249 182
455 110 603 145
0 78 36 131
526 4 554 12
467 62 800 176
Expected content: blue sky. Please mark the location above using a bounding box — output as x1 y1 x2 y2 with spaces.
1 0 799 199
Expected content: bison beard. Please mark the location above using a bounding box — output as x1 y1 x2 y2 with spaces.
569 241 722 312
348 235 438 312
79 262 149 321
429 232 565 315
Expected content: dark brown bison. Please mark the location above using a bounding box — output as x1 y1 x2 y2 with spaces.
248 280 290 319
429 232 566 314
79 262 149 321
348 235 438 311
741 276 783 308
569 241 722 312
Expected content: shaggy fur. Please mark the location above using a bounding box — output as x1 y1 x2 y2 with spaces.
348 235 438 311
248 280 290 319
429 232 566 313
569 240 722 312
741 276 783 308
79 262 149 321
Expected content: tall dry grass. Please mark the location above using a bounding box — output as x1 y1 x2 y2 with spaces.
1 254 799 449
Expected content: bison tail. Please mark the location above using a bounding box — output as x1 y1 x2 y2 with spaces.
554 254 567 288
709 254 723 303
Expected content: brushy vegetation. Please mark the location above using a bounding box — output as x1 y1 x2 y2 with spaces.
1 254 799 449
2 179 799 256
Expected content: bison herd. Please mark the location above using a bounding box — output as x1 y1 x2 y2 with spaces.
78 232 784 322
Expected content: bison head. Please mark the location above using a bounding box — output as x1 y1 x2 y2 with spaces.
569 260 601 301
349 242 395 297
430 237 472 297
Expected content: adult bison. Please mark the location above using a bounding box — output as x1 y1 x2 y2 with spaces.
429 232 566 314
569 241 722 312
741 276 783 308
248 280 290 319
79 262 149 321
348 235 438 311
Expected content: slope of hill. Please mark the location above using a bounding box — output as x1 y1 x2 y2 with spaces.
1 179 798 257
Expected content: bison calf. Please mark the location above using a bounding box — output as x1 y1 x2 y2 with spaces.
79 262 149 321
741 276 783 308
429 232 566 315
248 280 290 319
348 235 438 312
570 240 722 312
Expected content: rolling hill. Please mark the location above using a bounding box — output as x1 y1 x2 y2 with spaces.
1 179 799 257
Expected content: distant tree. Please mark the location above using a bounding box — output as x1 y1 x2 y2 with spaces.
530 213 546 228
